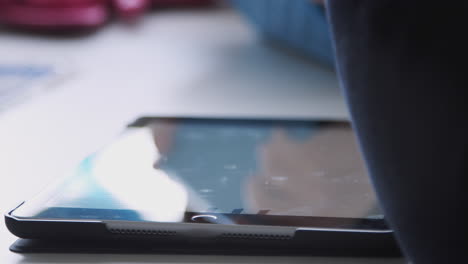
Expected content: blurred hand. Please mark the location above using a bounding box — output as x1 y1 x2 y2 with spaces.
245 123 378 218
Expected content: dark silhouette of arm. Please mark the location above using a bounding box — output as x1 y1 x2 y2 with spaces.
326 1 468 263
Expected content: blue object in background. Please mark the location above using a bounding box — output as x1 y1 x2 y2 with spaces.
0 64 55 114
230 0 335 67
0 64 52 78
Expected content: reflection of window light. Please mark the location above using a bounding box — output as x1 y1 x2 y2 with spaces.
91 128 188 222
58 178 88 202
271 176 288 182
220 176 229 184
224 164 238 170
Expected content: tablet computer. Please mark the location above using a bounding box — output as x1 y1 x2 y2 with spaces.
5 117 399 256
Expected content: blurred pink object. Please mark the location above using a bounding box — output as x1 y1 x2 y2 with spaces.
151 0 213 6
0 0 212 30
113 0 150 21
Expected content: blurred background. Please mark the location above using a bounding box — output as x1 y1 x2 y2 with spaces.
0 0 349 258
0 0 343 118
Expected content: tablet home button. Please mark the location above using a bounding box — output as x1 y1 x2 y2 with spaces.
191 214 218 222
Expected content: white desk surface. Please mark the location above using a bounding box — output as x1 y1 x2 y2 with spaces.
0 7 404 264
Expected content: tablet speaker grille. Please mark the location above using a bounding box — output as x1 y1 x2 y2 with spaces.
218 233 292 241
108 228 176 236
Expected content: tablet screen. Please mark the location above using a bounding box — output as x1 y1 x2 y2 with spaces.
12 118 384 227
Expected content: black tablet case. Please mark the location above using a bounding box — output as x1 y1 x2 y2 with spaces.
10 238 401 257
